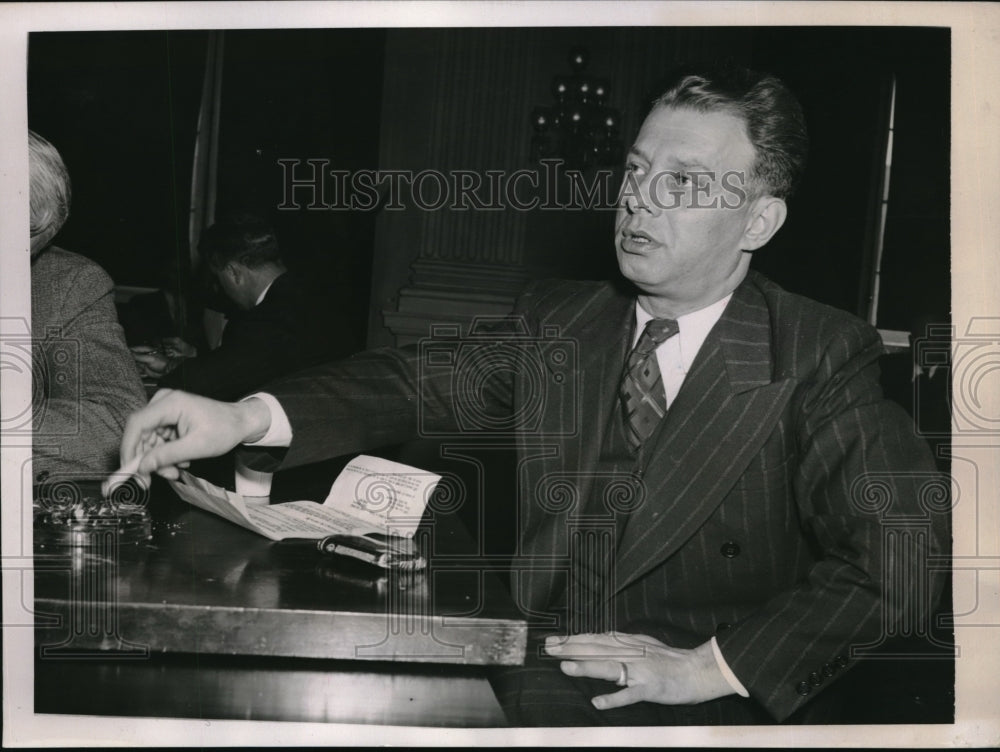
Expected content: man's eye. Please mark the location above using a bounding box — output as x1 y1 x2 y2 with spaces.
625 162 644 175
674 171 692 186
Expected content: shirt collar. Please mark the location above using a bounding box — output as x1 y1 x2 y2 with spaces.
254 274 282 308
634 293 733 372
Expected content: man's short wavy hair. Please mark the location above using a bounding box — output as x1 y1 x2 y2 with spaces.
199 211 282 272
29 130 72 255
652 64 809 199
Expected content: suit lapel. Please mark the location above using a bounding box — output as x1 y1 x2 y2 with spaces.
613 277 796 595
519 284 632 611
561 290 633 500
524 284 633 525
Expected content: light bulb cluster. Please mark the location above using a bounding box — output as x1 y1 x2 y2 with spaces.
530 46 624 169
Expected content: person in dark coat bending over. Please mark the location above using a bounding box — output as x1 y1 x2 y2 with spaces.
114 65 947 726
133 212 352 402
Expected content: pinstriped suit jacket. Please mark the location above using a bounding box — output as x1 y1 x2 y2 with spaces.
249 270 947 722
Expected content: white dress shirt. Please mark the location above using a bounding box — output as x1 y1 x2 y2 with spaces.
254 276 278 307
238 292 748 698
213 274 280 347
633 293 731 408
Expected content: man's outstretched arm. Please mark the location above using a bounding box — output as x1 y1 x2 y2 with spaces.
117 389 273 485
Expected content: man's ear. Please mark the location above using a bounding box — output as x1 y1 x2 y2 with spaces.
224 262 242 284
741 196 787 252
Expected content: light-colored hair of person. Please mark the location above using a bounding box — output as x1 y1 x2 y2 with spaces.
29 130 72 255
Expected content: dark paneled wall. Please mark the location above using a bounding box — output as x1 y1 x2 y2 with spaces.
29 27 948 346
214 29 386 341
368 27 948 342
748 27 950 327
28 31 206 287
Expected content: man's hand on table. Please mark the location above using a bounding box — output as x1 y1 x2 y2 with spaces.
161 336 198 359
120 389 272 485
131 337 198 380
131 346 176 379
543 632 735 710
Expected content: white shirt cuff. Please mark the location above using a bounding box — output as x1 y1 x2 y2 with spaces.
711 635 750 698
240 392 293 447
234 461 273 502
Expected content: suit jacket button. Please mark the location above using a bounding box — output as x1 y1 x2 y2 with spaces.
809 671 822 686
822 663 835 677
835 655 848 668
716 622 732 632
720 541 740 558
796 681 812 696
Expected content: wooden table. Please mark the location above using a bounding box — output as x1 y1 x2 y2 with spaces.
33 479 527 726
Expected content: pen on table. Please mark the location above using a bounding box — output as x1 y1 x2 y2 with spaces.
276 535 427 570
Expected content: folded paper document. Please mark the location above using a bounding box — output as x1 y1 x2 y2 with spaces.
169 455 439 567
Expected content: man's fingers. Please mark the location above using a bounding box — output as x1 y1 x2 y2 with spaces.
141 431 184 480
119 390 256 482
549 634 732 707
155 425 179 441
163 337 196 358
608 631 664 648
548 631 642 648
591 686 646 710
559 659 624 683
545 635 645 660
578 631 656 650
141 432 161 453
120 391 183 465
137 435 199 478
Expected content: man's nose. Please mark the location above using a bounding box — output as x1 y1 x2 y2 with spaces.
620 180 659 215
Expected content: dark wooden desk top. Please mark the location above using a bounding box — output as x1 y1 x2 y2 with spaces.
34 479 527 667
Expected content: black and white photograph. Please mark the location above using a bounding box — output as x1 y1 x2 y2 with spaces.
1 2 998 747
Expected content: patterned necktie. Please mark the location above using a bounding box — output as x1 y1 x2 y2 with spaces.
620 317 679 451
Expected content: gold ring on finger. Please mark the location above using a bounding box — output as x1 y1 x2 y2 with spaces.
616 662 629 687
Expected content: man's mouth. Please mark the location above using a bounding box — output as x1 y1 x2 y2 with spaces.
621 228 656 250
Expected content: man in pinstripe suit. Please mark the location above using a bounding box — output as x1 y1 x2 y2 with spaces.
119 65 947 725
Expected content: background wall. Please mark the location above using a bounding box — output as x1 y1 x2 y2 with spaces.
28 26 949 348
213 28 385 342
28 31 205 287
368 26 949 345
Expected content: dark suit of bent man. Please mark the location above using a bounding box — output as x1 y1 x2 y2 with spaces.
241 270 948 725
164 271 353 402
